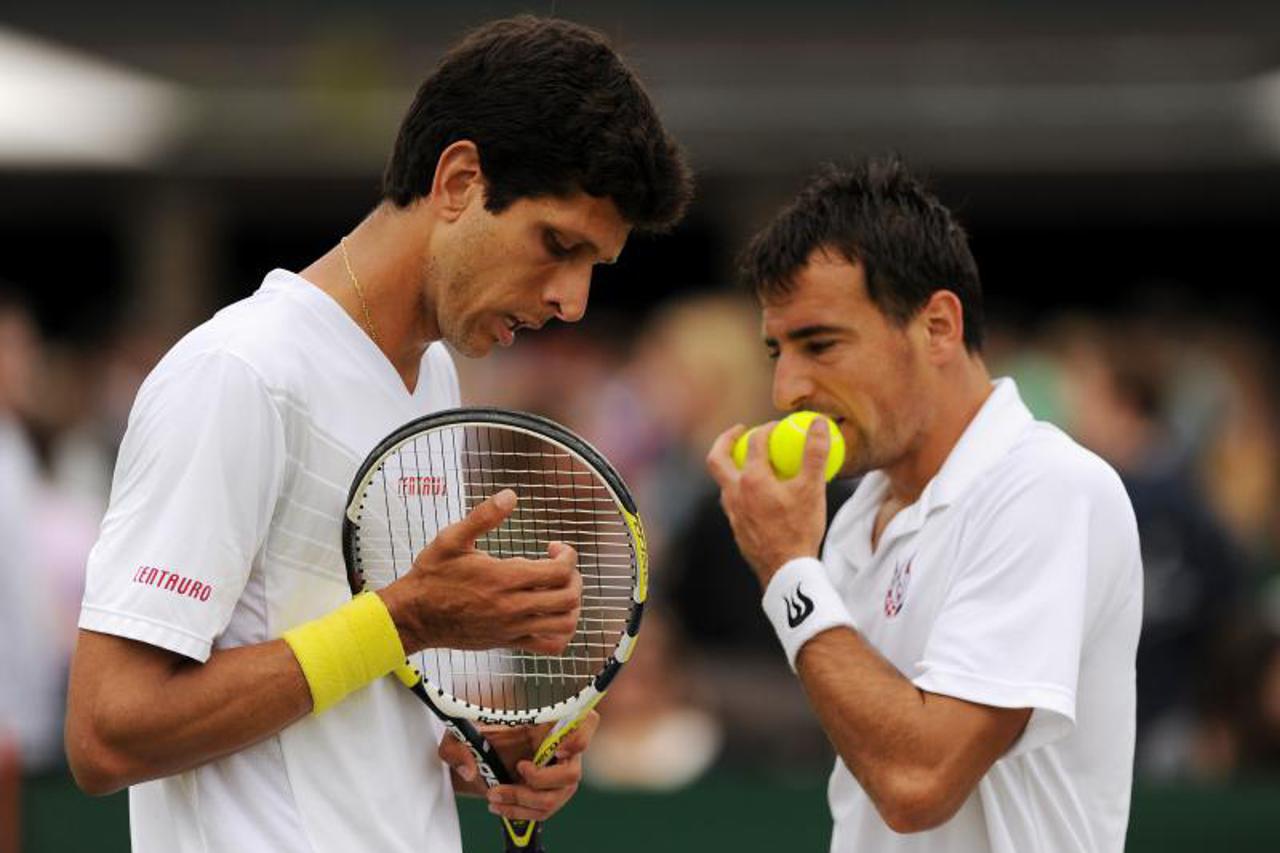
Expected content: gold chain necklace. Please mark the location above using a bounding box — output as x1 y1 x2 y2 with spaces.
339 237 380 348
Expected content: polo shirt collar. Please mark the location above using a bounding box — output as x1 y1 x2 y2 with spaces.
846 377 1034 552
921 377 1034 512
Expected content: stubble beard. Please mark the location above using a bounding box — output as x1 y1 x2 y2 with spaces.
425 252 488 358
845 420 891 478
844 391 920 478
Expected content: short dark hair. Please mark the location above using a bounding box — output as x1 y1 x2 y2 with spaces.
383 15 692 232
739 156 984 352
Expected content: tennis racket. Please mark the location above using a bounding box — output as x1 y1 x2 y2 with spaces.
342 408 648 851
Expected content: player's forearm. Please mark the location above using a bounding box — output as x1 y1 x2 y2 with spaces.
795 629 972 832
66 632 312 795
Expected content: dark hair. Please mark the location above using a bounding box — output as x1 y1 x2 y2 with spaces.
739 156 984 352
383 15 692 232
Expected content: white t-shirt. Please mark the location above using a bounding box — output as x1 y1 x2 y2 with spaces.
80 269 464 853
822 378 1142 853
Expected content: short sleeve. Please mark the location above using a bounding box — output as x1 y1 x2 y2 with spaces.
912 468 1091 756
79 351 286 662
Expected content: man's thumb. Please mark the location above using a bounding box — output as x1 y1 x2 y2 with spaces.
452 489 517 547
803 419 831 477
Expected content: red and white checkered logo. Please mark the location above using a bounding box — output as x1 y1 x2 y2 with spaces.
883 559 912 618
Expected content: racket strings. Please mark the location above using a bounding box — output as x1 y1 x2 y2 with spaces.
351 423 634 714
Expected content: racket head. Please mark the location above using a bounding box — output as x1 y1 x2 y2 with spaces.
342 408 647 726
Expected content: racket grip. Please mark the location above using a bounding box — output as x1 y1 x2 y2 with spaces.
500 750 559 850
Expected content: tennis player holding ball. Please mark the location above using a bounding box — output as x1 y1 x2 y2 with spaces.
708 157 1142 852
64 17 690 853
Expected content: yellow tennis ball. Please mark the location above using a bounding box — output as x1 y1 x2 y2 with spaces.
731 426 758 470
731 411 846 481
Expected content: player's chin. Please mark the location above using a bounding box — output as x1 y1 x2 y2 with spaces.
843 443 882 479
830 418 859 477
450 329 496 358
832 459 858 480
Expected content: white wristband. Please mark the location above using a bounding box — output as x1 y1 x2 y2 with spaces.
762 557 856 671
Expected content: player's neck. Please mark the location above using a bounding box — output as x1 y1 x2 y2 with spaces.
302 203 439 390
883 357 993 506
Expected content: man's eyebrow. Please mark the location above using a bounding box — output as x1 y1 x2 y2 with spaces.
546 225 619 264
764 324 853 347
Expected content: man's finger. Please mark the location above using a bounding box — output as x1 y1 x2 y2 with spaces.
550 710 599 761
550 541 578 564
802 417 832 480
515 758 581 791
499 553 578 592
706 424 745 487
510 585 581 620
489 801 553 822
511 633 576 656
509 612 579 645
444 489 518 549
488 784 561 814
743 420 773 475
438 734 478 783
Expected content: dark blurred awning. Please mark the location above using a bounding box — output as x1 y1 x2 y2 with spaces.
0 25 183 168
3 5 1280 177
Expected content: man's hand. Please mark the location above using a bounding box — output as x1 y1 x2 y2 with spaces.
379 489 582 656
439 711 600 822
706 419 830 588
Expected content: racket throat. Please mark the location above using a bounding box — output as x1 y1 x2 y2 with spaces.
472 754 503 789
502 817 543 851
447 721 511 788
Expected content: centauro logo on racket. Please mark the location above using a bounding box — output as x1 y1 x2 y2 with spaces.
396 475 448 496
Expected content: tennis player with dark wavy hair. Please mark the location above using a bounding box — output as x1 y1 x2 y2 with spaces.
65 17 691 853
708 157 1140 852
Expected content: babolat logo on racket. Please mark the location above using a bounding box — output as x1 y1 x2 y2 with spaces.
785 583 815 628
470 749 501 787
396 475 447 496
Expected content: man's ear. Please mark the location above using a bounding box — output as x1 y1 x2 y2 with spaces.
918 289 965 364
430 140 485 222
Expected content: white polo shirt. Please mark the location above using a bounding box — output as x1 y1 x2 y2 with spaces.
821 378 1142 853
80 270 463 853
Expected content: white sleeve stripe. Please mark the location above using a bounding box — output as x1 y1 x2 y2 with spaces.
279 494 338 521
80 604 211 643
269 392 359 461
79 606 213 662
915 661 1079 697
263 549 344 582
912 664 1076 720
268 525 343 553
284 459 347 494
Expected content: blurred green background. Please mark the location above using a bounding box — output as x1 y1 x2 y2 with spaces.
23 771 1280 852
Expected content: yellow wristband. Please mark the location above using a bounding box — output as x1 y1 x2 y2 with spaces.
282 592 407 714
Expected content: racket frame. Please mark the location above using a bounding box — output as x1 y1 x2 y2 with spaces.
341 408 648 851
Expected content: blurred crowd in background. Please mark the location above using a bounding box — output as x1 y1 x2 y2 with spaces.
4 281 1280 793
4 6 1280 850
